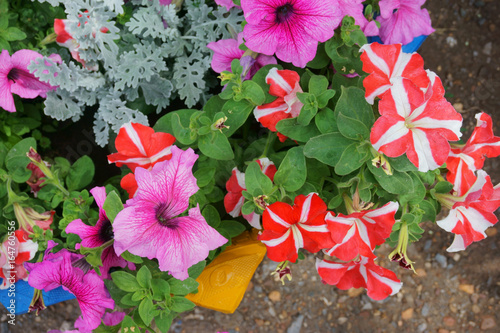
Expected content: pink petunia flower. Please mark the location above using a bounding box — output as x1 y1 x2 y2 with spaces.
207 33 277 80
113 146 228 280
224 158 277 229
108 122 176 198
446 112 500 196
27 241 115 331
360 42 429 104
339 0 379 36
316 256 402 300
0 49 61 112
215 0 241 10
0 230 38 289
258 193 334 263
377 0 435 45
370 75 462 172
253 67 304 142
324 201 399 261
436 170 500 252
241 0 343 68
66 187 135 279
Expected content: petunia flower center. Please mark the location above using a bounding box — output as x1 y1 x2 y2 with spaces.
155 202 180 228
7 68 20 82
98 219 114 243
275 3 294 23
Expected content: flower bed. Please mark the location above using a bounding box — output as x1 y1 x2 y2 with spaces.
1 0 499 332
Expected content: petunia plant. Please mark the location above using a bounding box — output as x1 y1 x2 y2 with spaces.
1 0 500 332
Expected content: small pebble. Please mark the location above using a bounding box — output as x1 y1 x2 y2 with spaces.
338 317 348 325
287 314 305 333
435 254 447 268
421 303 430 317
483 42 492 56
472 305 481 314
443 316 456 327
402 308 414 320
480 316 496 330
269 290 281 302
459 284 475 294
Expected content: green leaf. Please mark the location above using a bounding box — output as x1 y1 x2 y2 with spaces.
218 220 246 238
120 293 140 307
316 90 336 109
120 316 139 332
399 172 426 205
154 109 199 136
433 181 454 194
102 191 123 223
170 296 196 313
188 260 206 279
151 278 170 301
388 155 418 172
80 246 104 269
306 43 330 69
136 266 152 289
155 311 175 333
275 118 321 143
274 146 306 192
194 167 216 188
241 80 265 105
120 251 143 264
5 137 36 183
296 92 318 126
315 108 338 134
201 204 221 229
308 75 329 96
221 99 254 137
198 131 234 160
417 200 437 223
110 271 142 292
304 133 354 167
172 113 197 145
241 201 256 215
168 278 199 296
335 87 374 140
3 27 26 41
335 142 370 175
66 155 95 191
139 298 155 326
367 162 413 195
0 37 10 53
245 161 273 196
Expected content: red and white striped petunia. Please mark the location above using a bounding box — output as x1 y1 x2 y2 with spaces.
316 256 402 301
360 42 429 104
446 112 500 196
253 67 304 142
223 158 277 229
324 201 399 261
54 15 108 70
370 75 462 172
108 122 176 172
258 193 334 262
0 230 38 289
436 170 500 252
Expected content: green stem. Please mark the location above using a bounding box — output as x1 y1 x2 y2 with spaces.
260 131 276 158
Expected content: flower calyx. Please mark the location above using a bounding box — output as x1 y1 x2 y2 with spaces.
271 261 292 285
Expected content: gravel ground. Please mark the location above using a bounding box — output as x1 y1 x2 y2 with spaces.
1 0 500 332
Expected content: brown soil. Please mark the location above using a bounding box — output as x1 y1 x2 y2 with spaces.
2 0 500 332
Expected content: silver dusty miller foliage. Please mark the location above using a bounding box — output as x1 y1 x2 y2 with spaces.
29 0 243 146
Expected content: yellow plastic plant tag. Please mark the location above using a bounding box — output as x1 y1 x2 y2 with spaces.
185 229 266 313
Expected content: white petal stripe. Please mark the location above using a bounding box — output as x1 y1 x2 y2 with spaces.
372 121 409 151
254 103 289 120
261 229 292 247
266 67 293 94
266 207 291 228
124 122 147 156
299 193 314 223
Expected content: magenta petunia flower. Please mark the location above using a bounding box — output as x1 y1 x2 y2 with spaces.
0 49 61 112
207 33 277 80
215 0 241 10
113 146 228 280
65 187 135 279
339 0 379 36
377 0 435 45
241 0 343 68
27 241 115 331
